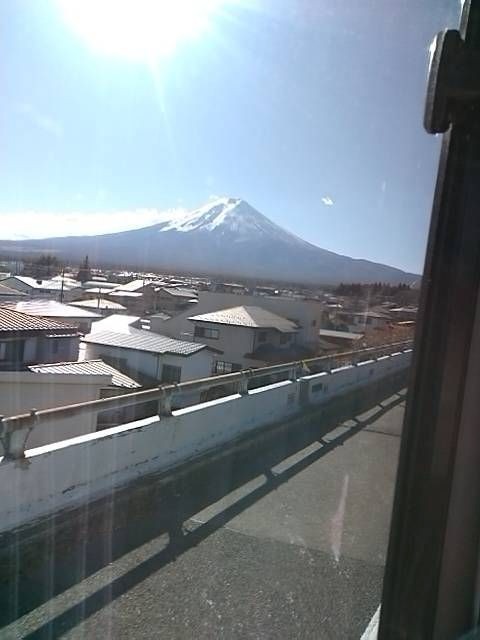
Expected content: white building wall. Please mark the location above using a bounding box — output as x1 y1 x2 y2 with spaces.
192 323 255 368
0 371 109 448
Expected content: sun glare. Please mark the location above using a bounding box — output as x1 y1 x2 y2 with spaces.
57 0 225 61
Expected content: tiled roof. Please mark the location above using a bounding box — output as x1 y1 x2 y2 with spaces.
189 306 298 333
29 359 140 389
0 307 78 333
3 300 101 318
82 328 206 356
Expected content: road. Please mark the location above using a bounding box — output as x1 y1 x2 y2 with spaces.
0 385 406 639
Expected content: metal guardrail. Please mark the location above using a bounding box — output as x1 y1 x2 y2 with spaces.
0 341 412 460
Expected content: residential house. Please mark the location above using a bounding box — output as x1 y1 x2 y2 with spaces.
0 275 82 301
150 290 323 349
69 298 127 316
336 310 391 333
156 287 198 313
188 305 302 372
106 280 160 314
82 327 217 385
0 307 79 370
318 329 365 352
3 300 101 334
81 280 119 291
388 307 418 323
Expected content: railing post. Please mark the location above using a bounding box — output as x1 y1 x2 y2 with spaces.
238 371 249 395
158 388 173 417
0 410 35 465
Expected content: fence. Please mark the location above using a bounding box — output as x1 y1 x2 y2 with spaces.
0 344 412 534
0 341 412 461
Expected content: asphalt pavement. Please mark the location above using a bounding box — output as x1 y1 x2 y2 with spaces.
0 386 406 640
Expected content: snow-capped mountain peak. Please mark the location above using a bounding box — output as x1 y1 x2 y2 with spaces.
155 197 242 233
154 197 308 248
0 197 420 285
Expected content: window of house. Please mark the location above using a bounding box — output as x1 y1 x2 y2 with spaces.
257 331 267 343
0 340 25 362
280 333 291 345
161 364 182 384
215 361 241 375
194 326 219 339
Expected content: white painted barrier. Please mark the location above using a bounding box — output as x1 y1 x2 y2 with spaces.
0 349 412 534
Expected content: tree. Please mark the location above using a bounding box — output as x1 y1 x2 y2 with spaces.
28 254 60 279
76 255 91 284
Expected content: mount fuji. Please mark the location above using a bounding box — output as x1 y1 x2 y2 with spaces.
0 198 419 285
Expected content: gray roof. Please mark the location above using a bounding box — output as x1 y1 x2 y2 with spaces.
160 287 198 299
0 283 27 297
114 279 150 292
69 299 127 310
82 328 207 356
189 306 298 333
3 300 101 319
1 276 79 291
0 307 78 333
82 280 119 289
28 359 140 388
319 329 363 340
149 312 171 321
90 314 140 333
109 290 143 298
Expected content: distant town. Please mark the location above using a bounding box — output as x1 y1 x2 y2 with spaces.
0 250 418 448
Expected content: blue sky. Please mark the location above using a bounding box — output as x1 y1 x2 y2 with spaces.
0 0 459 273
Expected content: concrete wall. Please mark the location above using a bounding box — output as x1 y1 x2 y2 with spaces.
0 349 411 534
0 372 109 449
151 291 323 346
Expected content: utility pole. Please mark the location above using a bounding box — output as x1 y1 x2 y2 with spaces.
59 266 65 303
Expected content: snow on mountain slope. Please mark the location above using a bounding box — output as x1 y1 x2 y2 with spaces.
154 197 315 248
0 198 419 284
